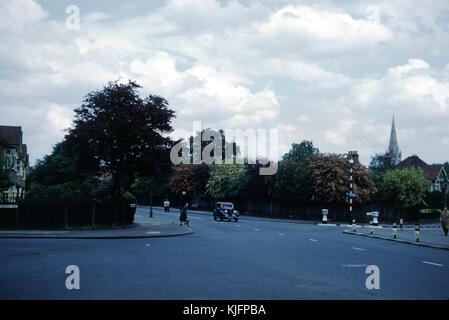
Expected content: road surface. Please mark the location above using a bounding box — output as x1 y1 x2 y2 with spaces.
1 207 448 299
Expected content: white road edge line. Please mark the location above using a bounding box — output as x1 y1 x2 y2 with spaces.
309 238 317 242
422 261 444 267
352 247 366 251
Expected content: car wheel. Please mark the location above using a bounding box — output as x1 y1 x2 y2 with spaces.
220 217 224 221
234 218 239 222
214 215 217 220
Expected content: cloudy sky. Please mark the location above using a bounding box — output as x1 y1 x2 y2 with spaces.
1 0 449 165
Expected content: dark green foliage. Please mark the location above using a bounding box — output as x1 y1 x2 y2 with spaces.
266 141 319 204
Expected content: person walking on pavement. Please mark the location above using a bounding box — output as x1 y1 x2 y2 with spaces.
440 207 449 236
179 203 189 227
163 199 170 213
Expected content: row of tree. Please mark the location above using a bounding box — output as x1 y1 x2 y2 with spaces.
23 79 446 217
168 140 438 212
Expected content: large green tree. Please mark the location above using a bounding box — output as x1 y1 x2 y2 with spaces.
267 141 318 204
66 80 176 199
380 168 429 208
206 164 249 200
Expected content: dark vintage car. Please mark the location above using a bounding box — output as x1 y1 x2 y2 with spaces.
213 202 239 222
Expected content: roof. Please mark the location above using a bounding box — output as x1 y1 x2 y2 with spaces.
397 155 428 170
0 126 22 146
397 155 445 181
424 164 444 181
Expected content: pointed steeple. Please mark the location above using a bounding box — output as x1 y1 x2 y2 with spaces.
386 114 401 165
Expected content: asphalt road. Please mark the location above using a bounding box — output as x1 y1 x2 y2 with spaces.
1 207 448 300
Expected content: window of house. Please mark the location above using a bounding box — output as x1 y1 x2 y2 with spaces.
4 149 17 172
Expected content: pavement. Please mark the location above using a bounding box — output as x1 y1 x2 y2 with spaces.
1 207 448 300
0 207 192 239
343 225 449 251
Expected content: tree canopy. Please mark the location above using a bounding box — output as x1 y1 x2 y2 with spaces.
380 168 429 208
66 80 176 197
267 141 319 204
310 154 376 204
206 164 249 200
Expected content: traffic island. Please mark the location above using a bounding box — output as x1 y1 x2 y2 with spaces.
343 227 449 251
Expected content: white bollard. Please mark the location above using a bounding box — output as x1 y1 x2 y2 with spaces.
415 224 420 242
352 219 356 232
321 209 328 224
372 211 379 226
392 223 397 239
369 221 373 236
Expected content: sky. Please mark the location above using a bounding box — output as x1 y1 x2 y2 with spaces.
1 0 449 166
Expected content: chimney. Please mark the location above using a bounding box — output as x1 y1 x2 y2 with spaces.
347 150 359 163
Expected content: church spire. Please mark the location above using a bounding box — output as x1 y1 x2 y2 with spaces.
386 114 401 165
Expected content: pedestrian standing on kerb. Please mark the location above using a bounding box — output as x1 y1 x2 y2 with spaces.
163 199 170 213
440 207 449 236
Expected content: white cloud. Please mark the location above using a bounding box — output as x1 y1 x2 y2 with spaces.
47 104 73 131
0 0 47 32
388 58 430 76
179 66 280 128
324 119 356 146
264 59 351 87
251 5 392 54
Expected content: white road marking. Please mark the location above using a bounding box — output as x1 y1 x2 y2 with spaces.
145 231 162 235
309 238 318 242
278 233 285 236
422 261 444 267
341 264 367 268
145 244 151 247
235 224 240 227
352 247 366 251
253 228 260 232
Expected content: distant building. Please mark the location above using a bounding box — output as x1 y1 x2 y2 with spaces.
379 116 447 193
385 115 401 165
0 126 29 202
397 155 448 192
